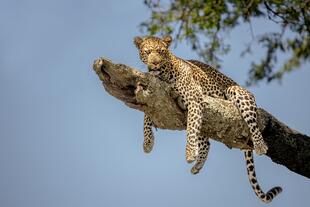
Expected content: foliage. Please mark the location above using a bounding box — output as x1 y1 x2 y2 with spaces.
140 0 310 85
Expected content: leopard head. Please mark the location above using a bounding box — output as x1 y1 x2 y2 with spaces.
134 36 172 72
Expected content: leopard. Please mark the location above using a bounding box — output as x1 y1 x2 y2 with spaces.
136 35 266 162
134 35 282 203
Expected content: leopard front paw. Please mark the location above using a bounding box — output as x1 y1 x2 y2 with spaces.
143 139 154 154
190 161 204 175
186 145 197 163
191 166 200 175
186 156 195 163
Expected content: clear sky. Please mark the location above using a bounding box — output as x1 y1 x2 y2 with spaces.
0 0 309 207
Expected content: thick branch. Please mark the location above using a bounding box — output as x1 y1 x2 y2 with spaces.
93 57 310 178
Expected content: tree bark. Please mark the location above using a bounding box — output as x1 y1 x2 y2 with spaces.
93 57 310 179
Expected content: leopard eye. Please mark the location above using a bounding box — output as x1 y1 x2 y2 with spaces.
144 49 151 55
159 48 165 53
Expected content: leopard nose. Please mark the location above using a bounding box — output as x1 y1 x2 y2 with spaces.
151 59 161 65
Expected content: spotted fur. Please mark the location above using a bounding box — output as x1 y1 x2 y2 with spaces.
134 36 205 164
191 135 210 174
134 36 282 203
143 115 154 153
244 150 282 203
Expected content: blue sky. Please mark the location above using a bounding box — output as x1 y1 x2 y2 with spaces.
0 0 309 207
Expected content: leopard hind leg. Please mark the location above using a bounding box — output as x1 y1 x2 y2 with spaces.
225 86 268 155
191 135 210 174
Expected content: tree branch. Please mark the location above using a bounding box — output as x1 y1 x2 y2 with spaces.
93 57 310 179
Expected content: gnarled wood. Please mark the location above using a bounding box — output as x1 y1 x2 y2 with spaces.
93 57 310 179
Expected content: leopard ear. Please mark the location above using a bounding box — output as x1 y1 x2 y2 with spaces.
162 35 172 47
134 36 143 49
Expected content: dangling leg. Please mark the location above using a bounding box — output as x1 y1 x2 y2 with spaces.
191 135 210 174
143 115 155 153
185 101 203 163
225 86 268 155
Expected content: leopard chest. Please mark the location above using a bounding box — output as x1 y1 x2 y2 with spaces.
172 72 203 106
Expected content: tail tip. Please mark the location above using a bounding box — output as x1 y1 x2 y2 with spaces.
271 186 283 194
275 186 283 193
263 186 283 203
